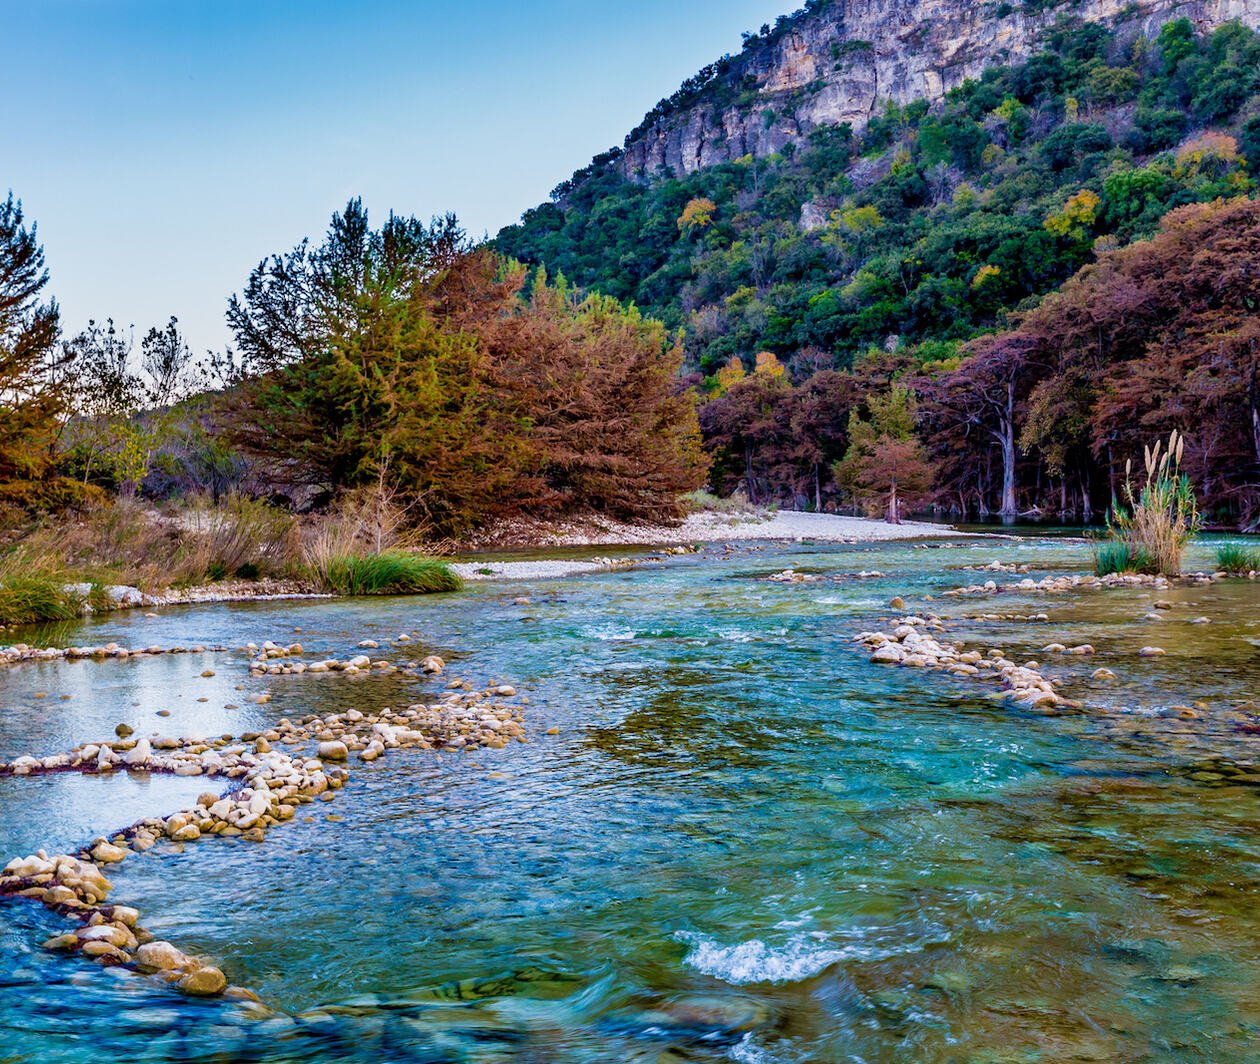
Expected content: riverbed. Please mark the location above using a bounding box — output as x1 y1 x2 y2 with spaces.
2 533 1259 1062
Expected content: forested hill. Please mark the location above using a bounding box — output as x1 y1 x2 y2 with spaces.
495 13 1260 377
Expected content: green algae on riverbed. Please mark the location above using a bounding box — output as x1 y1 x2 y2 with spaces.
1 534 1260 1062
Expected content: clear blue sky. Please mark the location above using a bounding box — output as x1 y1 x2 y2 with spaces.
4 0 792 355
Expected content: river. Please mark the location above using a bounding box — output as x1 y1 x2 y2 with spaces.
2 533 1258 1062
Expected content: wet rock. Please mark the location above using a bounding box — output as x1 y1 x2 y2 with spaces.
42 933 79 952
135 941 191 971
90 841 129 864
1139 646 1166 657
123 738 152 766
317 741 349 762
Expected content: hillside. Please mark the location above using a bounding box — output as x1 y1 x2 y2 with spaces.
497 9 1260 525
496 10 1260 376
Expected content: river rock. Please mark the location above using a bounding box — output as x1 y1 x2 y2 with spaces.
1139 646 1166 656
178 966 228 996
124 738 152 766
90 841 129 864
317 740 348 762
136 940 190 971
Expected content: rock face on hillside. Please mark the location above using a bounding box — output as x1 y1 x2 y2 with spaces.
618 0 1260 179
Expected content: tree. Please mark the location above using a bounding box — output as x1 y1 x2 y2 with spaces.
141 317 199 407
220 201 707 532
925 333 1040 517
834 385 934 523
0 193 65 485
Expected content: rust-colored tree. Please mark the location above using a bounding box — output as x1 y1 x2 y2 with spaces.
834 385 935 523
1006 198 1260 525
219 203 708 533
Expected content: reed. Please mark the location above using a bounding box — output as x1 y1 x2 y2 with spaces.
1102 430 1200 577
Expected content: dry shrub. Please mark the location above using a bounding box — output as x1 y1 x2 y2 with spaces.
301 483 429 574
177 493 300 581
17 498 177 586
8 494 299 590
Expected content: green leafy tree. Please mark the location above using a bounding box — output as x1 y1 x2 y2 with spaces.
0 193 66 490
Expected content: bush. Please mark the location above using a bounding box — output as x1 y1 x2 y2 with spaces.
1216 542 1260 574
177 493 299 582
307 551 463 596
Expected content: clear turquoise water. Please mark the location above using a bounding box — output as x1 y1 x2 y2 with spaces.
2 535 1260 1062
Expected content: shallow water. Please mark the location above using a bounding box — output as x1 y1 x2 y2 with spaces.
2 535 1260 1062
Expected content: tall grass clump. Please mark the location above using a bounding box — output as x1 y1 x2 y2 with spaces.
1093 540 1154 577
1100 430 1200 577
0 550 80 627
308 551 462 596
1216 542 1260 574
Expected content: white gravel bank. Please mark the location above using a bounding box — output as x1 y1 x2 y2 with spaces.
671 511 965 544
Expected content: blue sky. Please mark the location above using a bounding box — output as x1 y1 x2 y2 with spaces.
4 0 793 354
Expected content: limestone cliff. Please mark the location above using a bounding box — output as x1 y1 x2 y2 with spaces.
616 0 1260 179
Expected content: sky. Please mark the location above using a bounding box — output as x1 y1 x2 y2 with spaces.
4 0 793 355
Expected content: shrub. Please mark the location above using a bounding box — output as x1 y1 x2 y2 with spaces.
178 493 299 581
1103 430 1200 577
1216 542 1260 574
307 551 463 596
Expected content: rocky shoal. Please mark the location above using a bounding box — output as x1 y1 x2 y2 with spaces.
942 570 1237 597
854 615 1079 711
0 652 528 1004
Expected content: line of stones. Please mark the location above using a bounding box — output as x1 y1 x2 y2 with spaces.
0 670 527 1002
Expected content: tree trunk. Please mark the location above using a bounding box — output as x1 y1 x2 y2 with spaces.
886 479 900 524
814 463 821 512
998 382 1017 518
744 443 756 505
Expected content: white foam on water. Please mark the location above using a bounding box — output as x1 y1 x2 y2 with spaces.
728 1033 811 1064
675 930 850 985
583 625 636 641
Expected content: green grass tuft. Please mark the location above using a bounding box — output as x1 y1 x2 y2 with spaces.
0 576 81 627
1216 542 1260 574
1093 541 1155 576
309 551 463 596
